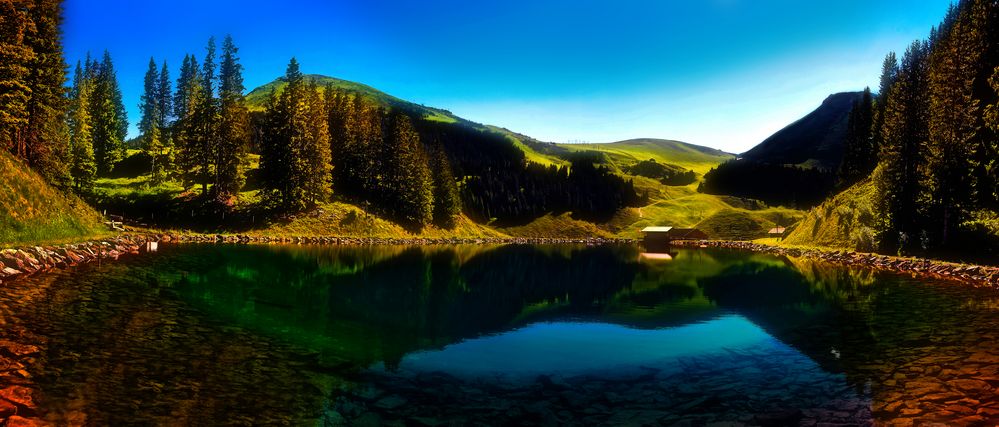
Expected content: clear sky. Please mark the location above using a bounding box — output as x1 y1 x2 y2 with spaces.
62 0 953 153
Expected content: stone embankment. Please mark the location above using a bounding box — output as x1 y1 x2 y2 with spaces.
0 235 156 285
673 240 999 287
160 233 636 246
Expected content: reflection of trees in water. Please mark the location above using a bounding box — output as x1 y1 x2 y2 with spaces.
168 243 999 423
170 244 646 369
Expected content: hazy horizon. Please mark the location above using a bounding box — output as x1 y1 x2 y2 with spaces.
63 0 952 152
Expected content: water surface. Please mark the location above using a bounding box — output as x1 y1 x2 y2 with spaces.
1 243 998 425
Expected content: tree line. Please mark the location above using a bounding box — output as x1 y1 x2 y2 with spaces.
837 0 999 254
2 0 641 231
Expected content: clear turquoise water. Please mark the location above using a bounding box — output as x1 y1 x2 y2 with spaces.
2 243 998 425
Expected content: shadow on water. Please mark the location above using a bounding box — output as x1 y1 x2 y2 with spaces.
2 243 999 424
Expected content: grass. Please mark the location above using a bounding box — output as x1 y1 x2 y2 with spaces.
560 138 732 176
0 151 109 246
782 178 877 251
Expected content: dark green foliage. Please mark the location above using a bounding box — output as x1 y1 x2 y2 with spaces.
259 58 331 210
384 113 433 227
174 54 209 188
624 158 697 186
91 50 128 176
0 0 34 153
838 88 875 188
871 0 999 255
430 142 461 228
875 40 930 254
0 0 71 188
21 0 71 188
461 158 641 224
699 159 835 208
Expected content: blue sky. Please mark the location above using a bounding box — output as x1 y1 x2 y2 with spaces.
62 0 953 153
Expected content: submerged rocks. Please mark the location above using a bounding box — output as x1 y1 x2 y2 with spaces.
672 240 999 288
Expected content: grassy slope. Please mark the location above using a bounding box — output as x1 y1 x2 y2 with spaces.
0 151 108 246
782 178 877 251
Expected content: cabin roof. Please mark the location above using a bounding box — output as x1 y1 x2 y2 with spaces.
768 227 787 234
642 226 674 233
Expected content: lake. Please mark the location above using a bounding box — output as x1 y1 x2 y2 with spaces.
1 243 997 425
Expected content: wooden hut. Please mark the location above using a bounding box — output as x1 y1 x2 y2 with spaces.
641 227 708 247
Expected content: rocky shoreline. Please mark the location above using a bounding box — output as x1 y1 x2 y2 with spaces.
672 239 999 287
0 234 157 285
5 234 996 289
0 234 636 284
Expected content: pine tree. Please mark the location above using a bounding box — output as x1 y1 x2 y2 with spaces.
174 54 207 188
875 40 930 254
90 50 128 175
386 113 433 227
213 35 249 202
138 57 166 182
157 61 172 130
0 0 34 154
190 37 218 194
68 60 95 193
261 58 306 208
17 0 71 188
872 52 899 159
923 0 988 248
430 141 461 228
303 80 332 204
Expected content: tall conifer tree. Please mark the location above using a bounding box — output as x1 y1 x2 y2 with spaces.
213 35 249 201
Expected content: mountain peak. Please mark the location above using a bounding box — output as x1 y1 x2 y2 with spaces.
740 91 864 170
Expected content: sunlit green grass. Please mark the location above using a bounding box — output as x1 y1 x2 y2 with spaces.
0 151 109 246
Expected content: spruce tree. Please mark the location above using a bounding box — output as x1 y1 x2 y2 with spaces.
875 40 930 254
923 0 986 248
138 57 164 179
213 35 249 201
18 0 71 188
68 60 95 193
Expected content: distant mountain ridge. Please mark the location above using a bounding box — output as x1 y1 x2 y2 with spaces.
740 91 864 170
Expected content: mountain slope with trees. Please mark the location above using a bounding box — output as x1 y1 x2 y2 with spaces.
787 0 999 259
697 92 869 209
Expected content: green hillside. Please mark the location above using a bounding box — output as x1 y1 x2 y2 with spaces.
563 138 732 175
245 74 458 123
783 178 877 251
0 151 108 246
